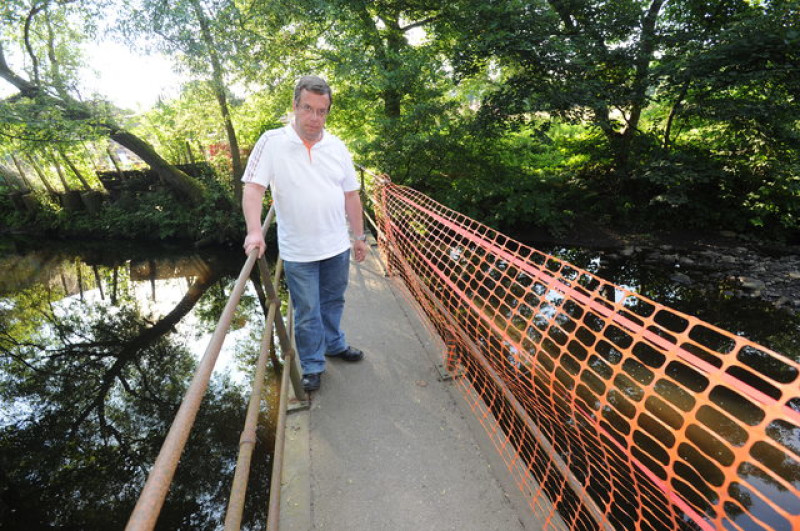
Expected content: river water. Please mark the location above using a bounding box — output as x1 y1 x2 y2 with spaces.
0 238 278 530
536 243 800 361
0 237 797 530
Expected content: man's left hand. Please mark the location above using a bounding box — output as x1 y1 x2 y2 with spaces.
353 239 367 263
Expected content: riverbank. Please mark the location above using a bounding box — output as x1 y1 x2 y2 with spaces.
4 219 797 315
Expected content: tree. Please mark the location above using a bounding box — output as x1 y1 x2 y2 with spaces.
291 0 455 181
653 1 800 229
433 0 799 233
436 0 675 174
0 1 205 203
439 0 795 170
118 0 253 202
318 0 442 120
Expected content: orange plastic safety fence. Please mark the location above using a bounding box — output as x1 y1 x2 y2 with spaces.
371 178 800 531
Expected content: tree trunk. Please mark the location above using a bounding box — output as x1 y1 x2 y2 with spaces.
112 266 118 306
106 144 125 178
93 266 105 301
2 162 27 191
68 266 221 436
381 21 405 119
663 83 690 151
617 0 665 173
110 130 205 203
76 259 84 301
49 150 71 191
0 171 15 190
190 0 243 203
81 141 101 172
0 43 204 203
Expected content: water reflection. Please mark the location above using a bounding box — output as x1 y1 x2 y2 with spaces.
0 239 278 530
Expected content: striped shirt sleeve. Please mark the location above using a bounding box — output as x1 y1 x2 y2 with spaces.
241 133 271 187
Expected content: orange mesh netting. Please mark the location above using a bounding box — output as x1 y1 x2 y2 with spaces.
370 177 800 531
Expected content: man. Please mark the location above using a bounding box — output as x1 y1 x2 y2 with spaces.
241 75 367 392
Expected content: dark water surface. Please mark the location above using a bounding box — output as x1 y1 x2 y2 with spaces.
1 237 798 530
0 238 279 530
537 244 800 362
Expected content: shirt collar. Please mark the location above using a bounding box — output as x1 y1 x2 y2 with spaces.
286 121 328 147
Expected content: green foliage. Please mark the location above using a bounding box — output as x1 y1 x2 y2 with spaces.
96 170 239 241
132 83 222 164
352 97 582 236
234 86 294 146
2 0 799 243
429 0 799 238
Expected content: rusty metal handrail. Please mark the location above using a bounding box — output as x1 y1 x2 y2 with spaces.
356 165 385 243
223 213 306 530
127 169 384 530
125 206 278 531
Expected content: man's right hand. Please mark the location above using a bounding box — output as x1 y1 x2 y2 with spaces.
243 230 266 258
242 182 268 258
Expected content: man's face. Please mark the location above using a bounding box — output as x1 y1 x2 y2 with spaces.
292 89 330 142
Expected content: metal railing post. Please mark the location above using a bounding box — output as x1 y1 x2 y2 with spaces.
224 260 285 530
256 258 307 403
284 299 306 402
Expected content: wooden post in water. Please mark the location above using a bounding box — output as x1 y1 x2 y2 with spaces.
26 154 57 195
107 143 125 178
49 149 86 211
48 149 71 191
9 155 39 212
10 154 35 191
58 147 92 191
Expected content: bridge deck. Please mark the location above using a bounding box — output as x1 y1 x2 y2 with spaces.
279 243 540 530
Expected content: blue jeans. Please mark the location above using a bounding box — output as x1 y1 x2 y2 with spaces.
283 249 350 375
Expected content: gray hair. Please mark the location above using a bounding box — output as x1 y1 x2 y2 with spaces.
294 75 333 108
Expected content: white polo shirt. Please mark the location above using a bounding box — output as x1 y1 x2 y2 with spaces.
242 124 359 262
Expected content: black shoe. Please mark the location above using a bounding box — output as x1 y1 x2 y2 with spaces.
302 373 321 391
325 346 364 362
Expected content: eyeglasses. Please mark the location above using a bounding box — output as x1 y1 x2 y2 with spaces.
297 104 329 118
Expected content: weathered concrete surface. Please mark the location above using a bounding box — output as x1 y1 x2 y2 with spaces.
279 243 537 530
